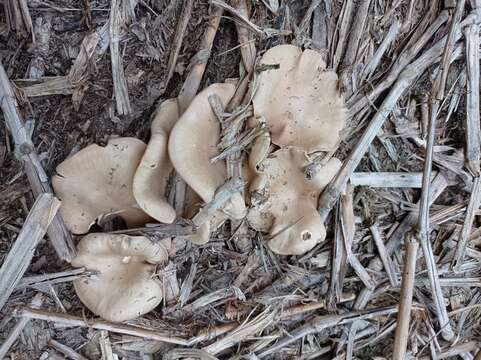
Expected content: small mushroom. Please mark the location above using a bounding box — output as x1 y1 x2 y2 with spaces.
133 99 178 224
168 83 246 220
252 44 347 152
247 148 341 255
71 233 167 322
52 138 149 234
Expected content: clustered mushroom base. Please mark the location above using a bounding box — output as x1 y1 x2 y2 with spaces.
52 44 347 322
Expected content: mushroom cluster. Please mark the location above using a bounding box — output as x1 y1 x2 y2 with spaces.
247 44 347 255
52 44 346 322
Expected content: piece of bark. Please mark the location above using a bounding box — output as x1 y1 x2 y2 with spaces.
0 193 60 311
0 293 43 359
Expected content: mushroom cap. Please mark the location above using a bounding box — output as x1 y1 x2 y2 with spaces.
71 233 167 322
133 99 178 224
247 148 341 255
253 44 347 152
52 138 150 234
168 83 246 219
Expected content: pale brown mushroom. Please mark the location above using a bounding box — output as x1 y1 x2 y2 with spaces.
52 138 149 234
168 83 246 220
133 99 178 224
247 148 341 255
252 44 347 152
71 233 167 322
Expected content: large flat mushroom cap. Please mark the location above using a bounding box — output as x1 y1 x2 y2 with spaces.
133 99 179 224
168 83 245 219
72 233 167 322
168 83 235 203
253 44 347 152
52 138 149 234
247 148 341 255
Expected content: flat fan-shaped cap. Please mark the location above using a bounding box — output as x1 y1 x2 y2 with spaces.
133 99 178 224
253 44 347 152
52 138 149 234
72 233 167 322
247 148 341 255
168 83 246 220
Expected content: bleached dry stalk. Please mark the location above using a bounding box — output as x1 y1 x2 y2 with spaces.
331 0 354 70
4 0 33 38
0 194 60 311
354 173 448 309
370 224 398 287
318 13 478 222
0 61 75 262
190 322 239 344
231 0 256 73
452 24 481 270
177 6 223 112
16 268 87 290
192 178 245 227
164 0 195 92
412 5 469 341
342 185 375 290
347 11 449 115
361 19 400 81
393 236 419 360
174 5 224 215
202 308 275 354
109 0 132 115
350 172 431 188
327 206 347 309
99 331 115 360
436 0 466 100
453 177 481 270
19 308 189 345
256 306 401 358
416 99 454 341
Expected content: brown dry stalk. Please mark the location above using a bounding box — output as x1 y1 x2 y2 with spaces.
393 236 419 360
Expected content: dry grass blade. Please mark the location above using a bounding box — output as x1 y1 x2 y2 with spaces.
257 306 401 358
